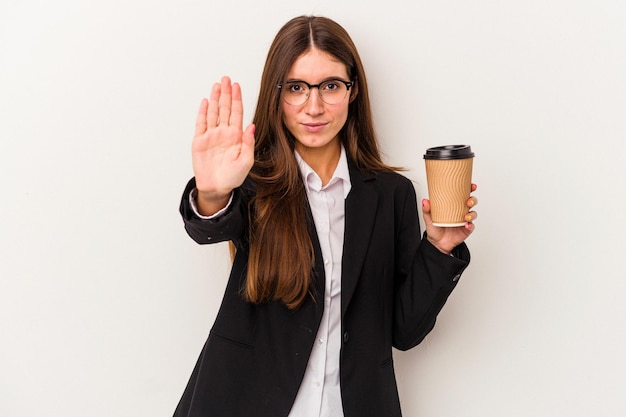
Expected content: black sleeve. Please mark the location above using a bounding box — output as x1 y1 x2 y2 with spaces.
392 180 470 350
179 177 248 246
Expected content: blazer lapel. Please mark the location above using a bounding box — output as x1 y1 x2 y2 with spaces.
341 163 379 317
305 201 327 307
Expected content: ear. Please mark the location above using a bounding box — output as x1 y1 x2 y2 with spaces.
349 79 359 103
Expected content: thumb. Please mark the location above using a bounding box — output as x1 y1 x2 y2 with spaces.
240 123 256 165
421 198 434 226
242 123 256 148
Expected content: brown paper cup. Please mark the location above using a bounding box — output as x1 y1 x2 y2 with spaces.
424 145 475 227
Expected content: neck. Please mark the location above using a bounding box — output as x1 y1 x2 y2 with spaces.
296 140 341 186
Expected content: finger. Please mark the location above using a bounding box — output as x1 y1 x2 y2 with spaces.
230 82 244 129
467 196 478 208
464 211 478 223
218 76 233 125
195 98 209 136
471 183 478 192
207 82 221 127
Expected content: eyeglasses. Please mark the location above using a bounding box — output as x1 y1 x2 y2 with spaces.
277 79 354 106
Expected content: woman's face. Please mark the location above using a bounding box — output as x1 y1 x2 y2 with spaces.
281 48 352 156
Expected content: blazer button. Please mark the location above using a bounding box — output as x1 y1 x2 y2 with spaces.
343 331 350 343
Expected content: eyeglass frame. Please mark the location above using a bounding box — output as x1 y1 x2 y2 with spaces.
277 78 355 105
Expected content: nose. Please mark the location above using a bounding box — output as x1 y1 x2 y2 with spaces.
304 87 324 115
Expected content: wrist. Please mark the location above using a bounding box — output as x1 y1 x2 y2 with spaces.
426 235 452 255
194 189 232 216
196 189 231 203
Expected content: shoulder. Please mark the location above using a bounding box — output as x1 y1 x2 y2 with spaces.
348 167 418 211
240 176 258 198
349 163 413 188
371 170 417 199
375 170 413 186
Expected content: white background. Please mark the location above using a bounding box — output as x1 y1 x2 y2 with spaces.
1 0 625 416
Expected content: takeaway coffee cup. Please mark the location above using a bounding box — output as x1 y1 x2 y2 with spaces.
424 145 475 227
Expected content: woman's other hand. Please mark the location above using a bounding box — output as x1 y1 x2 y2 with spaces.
192 76 255 215
422 183 478 255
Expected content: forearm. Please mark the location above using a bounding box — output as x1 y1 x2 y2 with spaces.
392 235 470 350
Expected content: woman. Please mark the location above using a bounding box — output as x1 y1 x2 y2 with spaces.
176 15 477 417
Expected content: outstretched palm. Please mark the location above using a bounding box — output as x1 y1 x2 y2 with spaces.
192 76 255 213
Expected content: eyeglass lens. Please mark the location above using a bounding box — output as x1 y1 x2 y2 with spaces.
281 80 350 105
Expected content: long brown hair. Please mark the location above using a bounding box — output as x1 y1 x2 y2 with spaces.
245 15 396 309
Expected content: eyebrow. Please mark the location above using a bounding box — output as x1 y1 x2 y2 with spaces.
283 77 350 83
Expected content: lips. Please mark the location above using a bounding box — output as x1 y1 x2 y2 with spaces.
302 122 327 133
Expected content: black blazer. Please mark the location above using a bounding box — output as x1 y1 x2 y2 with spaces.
175 162 470 417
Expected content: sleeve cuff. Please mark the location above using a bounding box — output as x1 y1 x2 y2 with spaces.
189 188 234 219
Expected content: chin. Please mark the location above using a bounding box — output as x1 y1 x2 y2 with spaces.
297 133 340 148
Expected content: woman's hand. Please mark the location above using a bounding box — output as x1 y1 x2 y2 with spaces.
192 76 255 215
422 183 478 255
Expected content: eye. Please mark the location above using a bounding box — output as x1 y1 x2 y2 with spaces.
287 82 306 93
322 81 340 91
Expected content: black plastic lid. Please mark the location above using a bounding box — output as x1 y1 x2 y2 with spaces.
424 145 475 160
